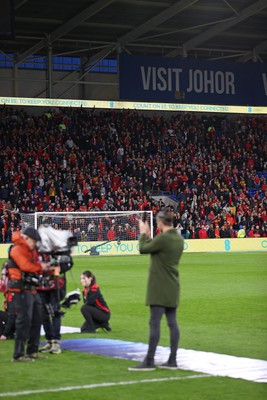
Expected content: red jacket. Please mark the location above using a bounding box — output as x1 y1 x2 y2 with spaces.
199 228 208 239
8 231 42 281
107 229 116 241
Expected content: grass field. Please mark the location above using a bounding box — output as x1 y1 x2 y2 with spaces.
0 252 266 399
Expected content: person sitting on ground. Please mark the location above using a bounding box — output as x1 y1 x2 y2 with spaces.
80 270 111 333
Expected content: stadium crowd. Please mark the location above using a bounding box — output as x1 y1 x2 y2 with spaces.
0 106 266 240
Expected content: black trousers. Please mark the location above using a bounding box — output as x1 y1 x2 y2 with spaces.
147 305 180 362
80 304 110 332
0 301 15 338
13 291 42 359
0 310 7 336
39 290 61 341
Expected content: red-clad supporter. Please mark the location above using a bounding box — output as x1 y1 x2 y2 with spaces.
248 227 255 238
79 203 87 212
226 213 235 226
107 226 116 241
198 226 208 239
128 226 137 239
214 225 220 239
253 226 261 238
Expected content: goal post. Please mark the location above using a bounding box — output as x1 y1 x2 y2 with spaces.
21 211 153 256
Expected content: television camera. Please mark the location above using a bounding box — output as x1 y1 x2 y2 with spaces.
37 225 80 315
21 225 77 288
37 225 77 273
20 226 79 314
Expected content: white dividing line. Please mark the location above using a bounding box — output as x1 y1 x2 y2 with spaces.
0 374 210 398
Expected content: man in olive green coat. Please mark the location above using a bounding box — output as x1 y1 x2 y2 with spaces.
129 209 184 371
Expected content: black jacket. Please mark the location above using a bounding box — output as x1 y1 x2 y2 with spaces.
83 283 110 313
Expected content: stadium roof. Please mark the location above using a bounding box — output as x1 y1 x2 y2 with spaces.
1 0 267 65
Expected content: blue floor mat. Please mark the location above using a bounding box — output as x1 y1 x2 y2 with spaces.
61 338 149 360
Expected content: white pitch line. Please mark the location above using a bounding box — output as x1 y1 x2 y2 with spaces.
0 374 210 398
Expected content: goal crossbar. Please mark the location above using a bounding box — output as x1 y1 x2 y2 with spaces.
32 211 154 241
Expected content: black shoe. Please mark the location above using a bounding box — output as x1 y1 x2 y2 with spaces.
28 352 48 360
158 360 178 370
12 355 35 362
128 359 155 371
101 322 112 332
80 329 97 334
81 322 97 333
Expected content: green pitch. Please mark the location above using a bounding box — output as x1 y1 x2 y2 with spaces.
0 253 266 400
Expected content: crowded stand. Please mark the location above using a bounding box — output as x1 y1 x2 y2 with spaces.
0 106 266 240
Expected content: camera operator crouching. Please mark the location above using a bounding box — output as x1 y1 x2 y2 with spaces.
8 227 51 362
37 258 70 355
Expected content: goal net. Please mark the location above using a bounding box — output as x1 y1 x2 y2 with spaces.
21 211 153 256
20 213 35 229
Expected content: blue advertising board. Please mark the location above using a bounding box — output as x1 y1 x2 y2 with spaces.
119 54 267 106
